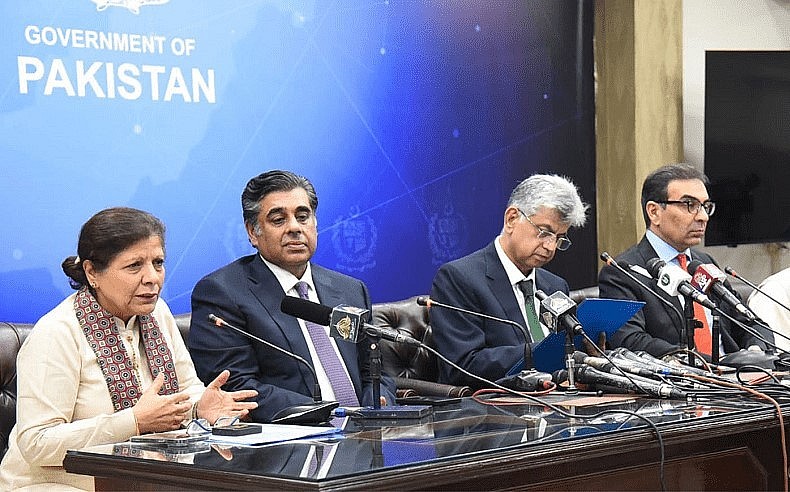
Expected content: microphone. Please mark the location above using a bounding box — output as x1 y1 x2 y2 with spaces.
416 296 532 366
725 266 790 316
631 350 713 377
534 290 582 335
207 314 340 424
646 258 718 311
495 369 554 392
572 364 686 399
600 252 685 328
573 351 660 379
208 314 323 402
687 261 756 320
280 296 420 346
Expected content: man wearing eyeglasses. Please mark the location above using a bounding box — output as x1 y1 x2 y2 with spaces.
598 163 770 358
430 174 589 387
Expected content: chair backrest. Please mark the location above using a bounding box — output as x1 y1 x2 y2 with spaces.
372 287 601 384
0 322 34 460
371 296 437 382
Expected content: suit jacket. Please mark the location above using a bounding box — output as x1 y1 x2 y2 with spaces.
598 235 770 357
188 254 396 422
430 241 569 387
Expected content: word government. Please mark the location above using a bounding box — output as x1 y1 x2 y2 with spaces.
18 56 215 104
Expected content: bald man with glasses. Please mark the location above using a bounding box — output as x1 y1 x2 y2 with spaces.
430 174 589 388
598 163 771 359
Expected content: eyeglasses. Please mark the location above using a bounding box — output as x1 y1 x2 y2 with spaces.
656 199 716 216
518 209 572 251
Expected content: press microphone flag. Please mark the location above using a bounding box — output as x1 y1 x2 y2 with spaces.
280 296 420 346
534 289 582 335
687 260 756 320
646 257 718 310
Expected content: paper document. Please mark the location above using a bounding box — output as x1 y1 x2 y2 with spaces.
208 423 341 447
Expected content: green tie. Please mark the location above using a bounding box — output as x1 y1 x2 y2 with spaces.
518 280 544 342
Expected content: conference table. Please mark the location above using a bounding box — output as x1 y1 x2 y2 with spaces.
64 393 788 490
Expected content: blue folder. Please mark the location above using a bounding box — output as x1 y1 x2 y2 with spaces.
507 298 645 375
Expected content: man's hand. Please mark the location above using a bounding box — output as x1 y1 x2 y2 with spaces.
581 331 607 357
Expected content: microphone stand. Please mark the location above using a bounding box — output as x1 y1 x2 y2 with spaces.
563 325 579 394
684 296 704 368
369 335 382 410
711 314 720 365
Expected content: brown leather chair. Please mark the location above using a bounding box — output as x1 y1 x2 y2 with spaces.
371 287 603 398
371 296 472 398
0 321 33 460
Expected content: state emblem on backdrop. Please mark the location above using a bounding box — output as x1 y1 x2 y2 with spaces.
331 206 376 273
429 204 468 266
92 0 170 14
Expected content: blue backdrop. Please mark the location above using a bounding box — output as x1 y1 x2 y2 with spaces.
1 0 596 322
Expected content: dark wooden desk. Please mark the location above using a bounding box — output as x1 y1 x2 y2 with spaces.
64 396 787 490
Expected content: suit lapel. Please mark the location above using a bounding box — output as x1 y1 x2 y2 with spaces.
483 242 528 328
244 257 314 383
636 237 684 336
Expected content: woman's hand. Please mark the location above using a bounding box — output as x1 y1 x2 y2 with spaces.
196 370 258 424
132 373 192 434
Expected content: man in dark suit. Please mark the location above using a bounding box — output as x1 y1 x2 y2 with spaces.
598 163 770 358
188 170 395 422
431 174 589 387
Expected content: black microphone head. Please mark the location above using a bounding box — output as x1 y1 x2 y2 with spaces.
415 296 430 307
600 252 612 263
724 266 737 276
280 296 332 326
551 369 569 384
207 313 219 324
646 257 666 278
534 289 548 301
686 259 704 276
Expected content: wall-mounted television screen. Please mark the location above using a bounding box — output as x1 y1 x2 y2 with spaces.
704 50 790 246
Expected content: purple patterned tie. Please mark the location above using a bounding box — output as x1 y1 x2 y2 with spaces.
294 282 360 406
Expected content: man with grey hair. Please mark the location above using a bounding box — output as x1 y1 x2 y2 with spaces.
430 174 589 387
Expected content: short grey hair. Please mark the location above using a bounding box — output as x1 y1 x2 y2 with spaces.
507 174 588 227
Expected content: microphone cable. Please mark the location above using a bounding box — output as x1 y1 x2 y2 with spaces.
725 266 790 316
684 372 788 492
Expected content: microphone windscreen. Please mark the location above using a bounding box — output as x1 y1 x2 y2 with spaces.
646 257 665 278
686 259 704 276
572 351 587 365
280 296 332 326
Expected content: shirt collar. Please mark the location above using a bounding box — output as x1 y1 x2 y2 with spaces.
645 229 692 264
259 254 315 294
494 235 536 286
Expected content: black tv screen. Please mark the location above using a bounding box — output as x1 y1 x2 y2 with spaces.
704 50 790 246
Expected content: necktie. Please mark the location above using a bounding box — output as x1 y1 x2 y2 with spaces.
294 282 360 406
307 444 324 477
518 279 544 343
676 254 712 355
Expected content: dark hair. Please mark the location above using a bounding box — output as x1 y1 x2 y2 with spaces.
62 207 166 290
640 163 709 227
241 170 318 229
